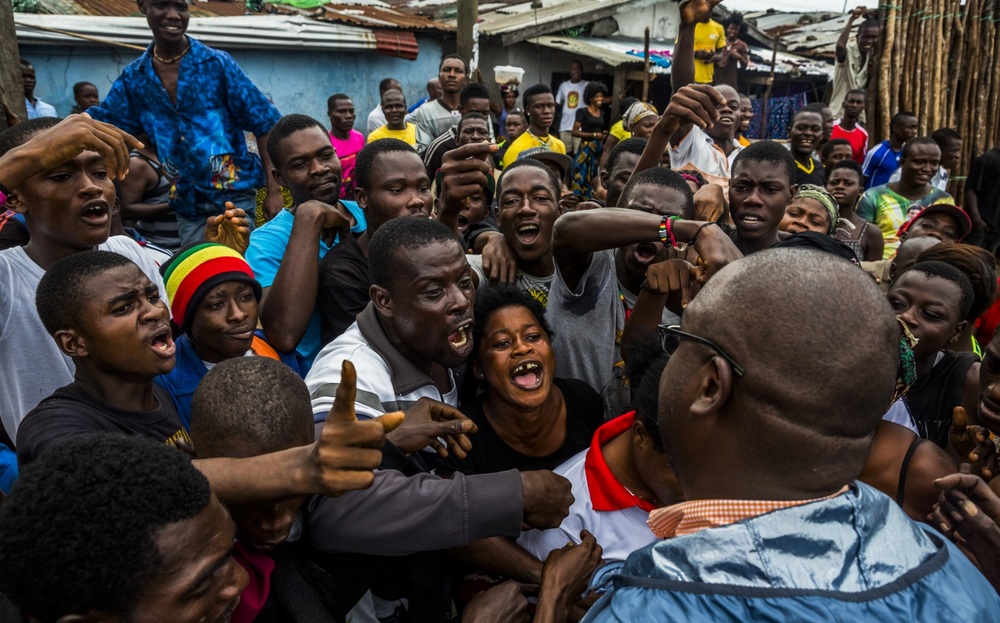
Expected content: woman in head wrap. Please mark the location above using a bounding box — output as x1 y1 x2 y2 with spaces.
623 101 659 139
779 183 840 235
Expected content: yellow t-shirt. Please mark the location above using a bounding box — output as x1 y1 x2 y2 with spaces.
693 20 726 84
500 131 567 168
368 123 417 146
609 119 631 141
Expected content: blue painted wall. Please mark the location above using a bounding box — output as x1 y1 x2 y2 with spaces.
19 38 444 131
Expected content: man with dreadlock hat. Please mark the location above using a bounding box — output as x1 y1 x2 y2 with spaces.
779 184 842 236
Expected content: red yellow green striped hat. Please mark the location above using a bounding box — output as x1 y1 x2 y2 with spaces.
159 242 261 333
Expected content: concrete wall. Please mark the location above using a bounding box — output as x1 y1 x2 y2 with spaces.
478 40 612 103
19 38 444 131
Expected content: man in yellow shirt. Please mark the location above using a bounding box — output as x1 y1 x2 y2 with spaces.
367 89 416 146
500 83 566 168
693 18 726 84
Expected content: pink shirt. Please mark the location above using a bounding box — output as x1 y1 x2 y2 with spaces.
329 129 365 199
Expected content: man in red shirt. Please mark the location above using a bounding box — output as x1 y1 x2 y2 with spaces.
831 89 869 163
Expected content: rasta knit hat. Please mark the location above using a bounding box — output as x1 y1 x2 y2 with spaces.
159 242 261 334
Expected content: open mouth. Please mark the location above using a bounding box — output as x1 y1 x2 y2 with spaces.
150 327 176 357
447 321 473 352
737 212 767 228
516 222 540 245
80 201 110 225
633 242 658 264
510 361 544 391
717 115 735 125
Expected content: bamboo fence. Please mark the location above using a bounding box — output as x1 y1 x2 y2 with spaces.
869 0 1000 197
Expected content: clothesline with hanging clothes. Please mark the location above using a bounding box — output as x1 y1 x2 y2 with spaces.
745 92 807 141
625 49 673 69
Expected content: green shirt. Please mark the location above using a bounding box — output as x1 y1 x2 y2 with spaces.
856 184 953 259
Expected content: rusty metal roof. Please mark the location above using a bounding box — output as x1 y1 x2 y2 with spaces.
266 2 448 30
37 0 255 16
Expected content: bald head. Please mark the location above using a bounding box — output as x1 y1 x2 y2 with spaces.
661 249 899 493
892 236 941 282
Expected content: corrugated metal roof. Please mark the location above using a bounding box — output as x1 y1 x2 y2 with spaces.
532 35 832 78
743 11 850 60
37 0 256 16
14 14 383 51
266 2 447 30
441 0 636 44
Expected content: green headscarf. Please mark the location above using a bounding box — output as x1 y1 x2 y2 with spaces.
794 184 839 235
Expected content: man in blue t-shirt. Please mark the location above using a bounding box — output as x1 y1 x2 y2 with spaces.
246 114 365 368
88 0 283 244
862 111 917 189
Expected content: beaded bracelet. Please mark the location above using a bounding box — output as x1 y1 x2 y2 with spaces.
659 215 682 248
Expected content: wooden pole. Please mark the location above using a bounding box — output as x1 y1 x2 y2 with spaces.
877 0 897 142
642 27 650 102
760 34 779 139
457 0 478 70
0 0 26 130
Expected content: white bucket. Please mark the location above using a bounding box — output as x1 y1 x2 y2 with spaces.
493 65 526 84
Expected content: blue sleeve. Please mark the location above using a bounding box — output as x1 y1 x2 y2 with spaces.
216 51 282 136
87 72 144 135
245 225 287 289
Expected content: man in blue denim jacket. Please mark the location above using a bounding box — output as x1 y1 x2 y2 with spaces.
585 248 1000 621
89 0 282 244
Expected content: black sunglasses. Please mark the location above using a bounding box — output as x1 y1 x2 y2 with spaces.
658 324 746 377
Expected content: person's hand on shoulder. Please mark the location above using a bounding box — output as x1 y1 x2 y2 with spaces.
480 232 518 285
693 183 726 223
535 531 604 622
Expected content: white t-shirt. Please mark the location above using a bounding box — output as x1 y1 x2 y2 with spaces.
518 413 657 563
0 236 168 443
466 254 553 308
556 80 589 132
367 105 387 135
669 125 743 191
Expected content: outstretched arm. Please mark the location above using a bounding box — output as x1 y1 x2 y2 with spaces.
836 8 867 64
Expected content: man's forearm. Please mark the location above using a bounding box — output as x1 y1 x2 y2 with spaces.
450 537 543 585
554 208 661 255
673 23 696 89
195 447 312 505
260 215 322 351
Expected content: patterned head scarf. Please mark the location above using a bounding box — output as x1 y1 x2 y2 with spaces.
890 317 919 407
624 102 658 131
793 184 840 235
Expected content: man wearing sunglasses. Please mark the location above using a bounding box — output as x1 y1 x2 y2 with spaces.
583 248 999 620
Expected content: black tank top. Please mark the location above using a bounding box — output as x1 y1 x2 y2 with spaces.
904 350 977 448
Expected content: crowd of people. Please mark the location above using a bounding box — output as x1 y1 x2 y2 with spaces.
5 0 1000 620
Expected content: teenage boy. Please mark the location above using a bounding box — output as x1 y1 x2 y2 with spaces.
821 138 855 173
668 1 742 188
787 108 826 185
247 114 364 365
830 9 879 120
501 84 566 168
156 242 302 427
368 89 415 146
831 89 868 163
16 251 186 465
423 83 494 179
863 111 919 189
586 250 1000 621
889 261 980 447
858 136 954 257
327 93 365 200
88 0 283 238
414 54 468 153
896 203 972 246
0 118 165 446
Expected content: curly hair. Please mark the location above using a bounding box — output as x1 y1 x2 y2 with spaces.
583 81 608 106
0 434 211 622
915 243 998 321
472 284 553 357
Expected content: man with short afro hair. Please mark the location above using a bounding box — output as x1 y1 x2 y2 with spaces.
0 434 248 622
